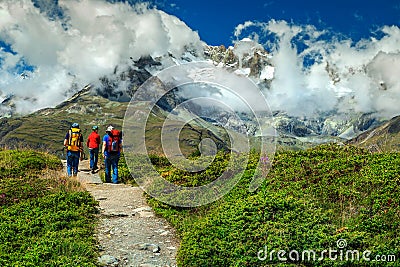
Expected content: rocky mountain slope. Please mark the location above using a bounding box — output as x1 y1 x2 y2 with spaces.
0 86 229 158
348 115 400 152
1 39 395 151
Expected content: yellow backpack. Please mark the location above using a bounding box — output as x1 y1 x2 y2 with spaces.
68 127 82 152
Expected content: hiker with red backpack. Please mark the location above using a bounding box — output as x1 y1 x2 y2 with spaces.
64 122 84 177
87 125 101 174
102 125 122 183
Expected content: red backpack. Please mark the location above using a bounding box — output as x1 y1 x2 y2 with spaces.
107 129 122 153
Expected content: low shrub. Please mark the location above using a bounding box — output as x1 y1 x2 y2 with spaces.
0 149 99 266
148 144 400 266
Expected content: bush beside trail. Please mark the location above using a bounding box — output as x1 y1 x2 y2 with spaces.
2 144 399 266
144 144 400 267
0 149 99 266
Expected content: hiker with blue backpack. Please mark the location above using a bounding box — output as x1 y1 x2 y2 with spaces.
102 125 122 183
64 122 84 177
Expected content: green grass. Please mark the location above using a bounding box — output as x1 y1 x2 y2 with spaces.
0 94 128 157
4 143 397 266
0 149 99 266
144 144 400 266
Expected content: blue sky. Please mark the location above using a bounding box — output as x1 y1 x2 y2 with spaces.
157 0 400 46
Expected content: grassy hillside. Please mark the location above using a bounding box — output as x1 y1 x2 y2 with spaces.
349 115 400 152
0 149 98 266
0 89 127 157
0 89 230 158
141 144 400 266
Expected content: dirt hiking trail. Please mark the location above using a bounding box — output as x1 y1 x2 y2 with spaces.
63 159 179 267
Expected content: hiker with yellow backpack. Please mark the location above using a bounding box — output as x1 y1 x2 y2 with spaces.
64 123 84 177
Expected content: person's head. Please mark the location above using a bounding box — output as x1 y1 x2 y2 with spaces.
92 125 99 132
71 122 79 128
106 125 114 134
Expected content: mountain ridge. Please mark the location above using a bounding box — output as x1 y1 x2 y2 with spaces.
1 40 398 152
348 115 400 152
0 86 230 158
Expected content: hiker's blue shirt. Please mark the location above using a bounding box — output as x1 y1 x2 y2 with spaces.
103 135 121 157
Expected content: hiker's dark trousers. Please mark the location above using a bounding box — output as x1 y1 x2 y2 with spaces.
89 148 99 170
104 154 119 184
67 150 80 176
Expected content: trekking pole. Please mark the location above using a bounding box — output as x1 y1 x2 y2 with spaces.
62 146 67 159
80 149 86 161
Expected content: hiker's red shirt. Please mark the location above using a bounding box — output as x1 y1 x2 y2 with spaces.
87 131 101 149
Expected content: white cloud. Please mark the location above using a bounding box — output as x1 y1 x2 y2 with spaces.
0 0 203 114
1 0 400 122
234 19 400 118
234 21 256 38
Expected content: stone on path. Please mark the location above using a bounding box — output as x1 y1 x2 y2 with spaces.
98 254 118 265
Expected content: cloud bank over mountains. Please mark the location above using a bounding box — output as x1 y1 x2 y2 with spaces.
0 0 202 113
0 0 400 121
235 20 400 118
